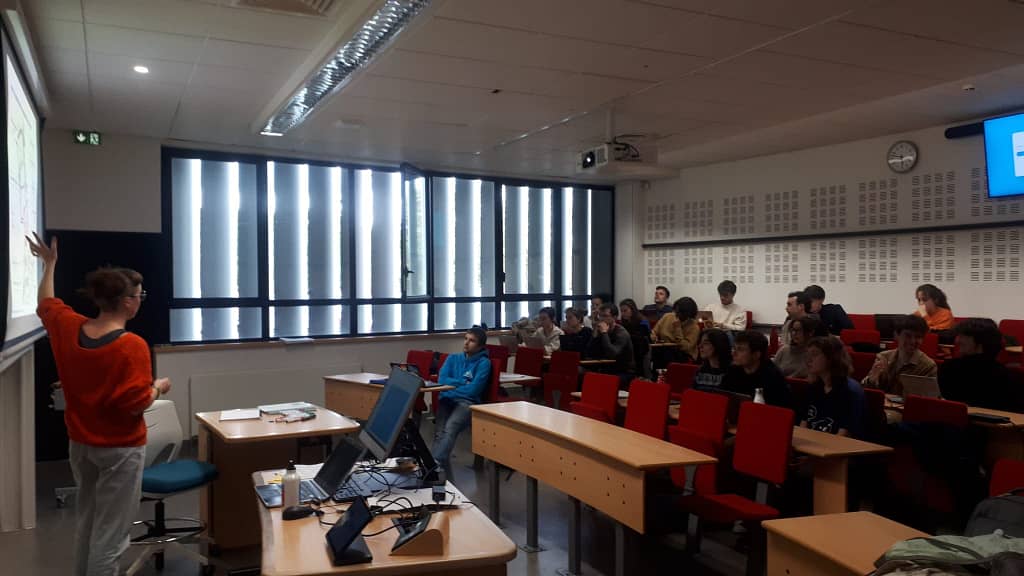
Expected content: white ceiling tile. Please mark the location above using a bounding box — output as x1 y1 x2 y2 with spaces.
842 0 1024 56
187 64 284 93
399 18 709 82
46 72 91 107
770 22 1024 81
31 18 85 51
206 5 334 49
199 39 308 73
87 52 194 84
83 0 216 37
641 13 789 58
634 0 870 29
85 24 205 64
25 0 83 22
305 94 487 130
39 46 88 78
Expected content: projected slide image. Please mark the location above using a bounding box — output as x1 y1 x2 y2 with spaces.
7 52 39 318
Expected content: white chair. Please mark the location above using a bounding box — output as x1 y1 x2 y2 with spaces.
127 400 218 575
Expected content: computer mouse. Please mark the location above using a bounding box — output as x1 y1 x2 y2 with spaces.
282 505 315 521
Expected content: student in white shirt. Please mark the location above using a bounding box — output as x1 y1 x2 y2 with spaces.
704 280 748 331
531 306 564 355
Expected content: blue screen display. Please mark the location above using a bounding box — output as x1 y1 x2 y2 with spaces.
984 112 1024 198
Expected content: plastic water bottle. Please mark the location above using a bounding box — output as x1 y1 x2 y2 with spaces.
754 388 765 404
282 460 300 508
656 369 667 385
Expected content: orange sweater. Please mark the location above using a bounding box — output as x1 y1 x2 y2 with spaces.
915 306 954 331
38 298 153 447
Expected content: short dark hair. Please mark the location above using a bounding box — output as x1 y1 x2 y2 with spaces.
81 266 143 312
953 317 1003 357
467 324 489 346
717 280 737 296
538 306 558 323
674 297 698 321
564 307 586 323
916 283 950 310
804 284 826 301
656 285 670 299
592 293 611 305
788 290 812 313
894 314 928 336
699 328 732 369
734 330 768 359
598 303 618 317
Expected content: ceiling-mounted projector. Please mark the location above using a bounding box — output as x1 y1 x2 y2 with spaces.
575 140 676 181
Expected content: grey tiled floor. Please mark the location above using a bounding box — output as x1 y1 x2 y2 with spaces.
4 417 746 575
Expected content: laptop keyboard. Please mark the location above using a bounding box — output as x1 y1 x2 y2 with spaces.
333 474 372 502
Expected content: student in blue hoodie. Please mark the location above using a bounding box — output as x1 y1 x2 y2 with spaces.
432 324 492 479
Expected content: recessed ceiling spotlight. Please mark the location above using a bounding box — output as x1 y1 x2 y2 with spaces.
133 65 149 74
961 83 976 92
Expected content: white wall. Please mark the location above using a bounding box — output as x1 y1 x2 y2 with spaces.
625 123 1024 325
156 333 467 436
42 129 161 233
0 349 35 531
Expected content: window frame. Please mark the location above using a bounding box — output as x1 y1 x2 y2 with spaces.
161 147 615 343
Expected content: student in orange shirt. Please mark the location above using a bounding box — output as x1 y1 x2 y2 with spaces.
913 283 954 331
28 233 171 576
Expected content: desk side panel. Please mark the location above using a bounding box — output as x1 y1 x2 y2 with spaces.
473 413 646 533
767 532 860 576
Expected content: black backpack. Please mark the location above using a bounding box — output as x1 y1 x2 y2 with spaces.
966 489 1024 539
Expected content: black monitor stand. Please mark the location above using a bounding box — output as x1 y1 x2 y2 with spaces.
392 419 440 484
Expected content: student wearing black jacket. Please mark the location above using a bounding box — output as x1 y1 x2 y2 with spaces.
588 303 635 386
722 330 792 409
939 318 1020 411
804 284 854 336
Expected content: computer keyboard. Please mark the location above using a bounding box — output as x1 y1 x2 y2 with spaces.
333 474 372 502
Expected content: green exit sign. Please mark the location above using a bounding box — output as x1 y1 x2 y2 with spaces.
73 130 101 146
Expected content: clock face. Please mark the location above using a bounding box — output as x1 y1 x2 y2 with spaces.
887 140 918 173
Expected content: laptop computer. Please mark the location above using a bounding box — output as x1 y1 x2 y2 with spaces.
697 310 714 323
692 385 753 424
522 334 546 349
900 374 941 399
256 436 364 507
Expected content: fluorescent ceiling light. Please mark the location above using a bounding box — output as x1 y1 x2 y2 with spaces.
260 130 285 137
133 65 149 74
260 0 431 135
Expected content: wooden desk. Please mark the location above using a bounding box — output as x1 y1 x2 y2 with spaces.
472 401 715 576
885 395 1024 462
253 473 516 576
763 512 927 576
499 373 541 387
1006 345 1022 354
324 373 453 421
195 407 359 550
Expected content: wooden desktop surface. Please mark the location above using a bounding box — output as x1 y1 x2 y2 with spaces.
763 512 927 576
1006 345 1022 354
499 373 541 386
884 395 1024 428
254 473 516 576
790 427 893 458
323 374 454 421
324 373 454 392
472 401 715 471
472 401 715 534
195 406 359 444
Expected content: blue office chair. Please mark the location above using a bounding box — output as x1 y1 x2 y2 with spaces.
126 400 218 575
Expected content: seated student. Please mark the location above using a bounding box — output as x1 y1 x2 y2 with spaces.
587 303 635 384
432 325 492 479
641 285 674 322
803 284 853 335
780 290 812 345
531 306 564 355
619 298 651 377
585 293 609 329
861 315 937 396
694 328 732 389
773 315 821 379
913 283 954 331
560 307 592 355
651 297 700 368
801 336 867 438
721 330 791 408
704 280 748 331
939 318 1019 411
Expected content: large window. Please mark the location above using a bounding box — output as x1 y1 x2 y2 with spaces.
165 148 614 343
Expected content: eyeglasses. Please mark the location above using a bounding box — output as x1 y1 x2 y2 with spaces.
127 290 148 302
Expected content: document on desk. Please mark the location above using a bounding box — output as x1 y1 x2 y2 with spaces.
219 408 261 421
369 481 465 512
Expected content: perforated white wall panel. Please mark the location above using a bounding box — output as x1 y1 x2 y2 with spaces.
632 124 1024 324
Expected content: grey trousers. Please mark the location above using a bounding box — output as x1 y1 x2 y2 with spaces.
70 441 145 576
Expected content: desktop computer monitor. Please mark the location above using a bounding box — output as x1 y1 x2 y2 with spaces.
358 366 423 461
